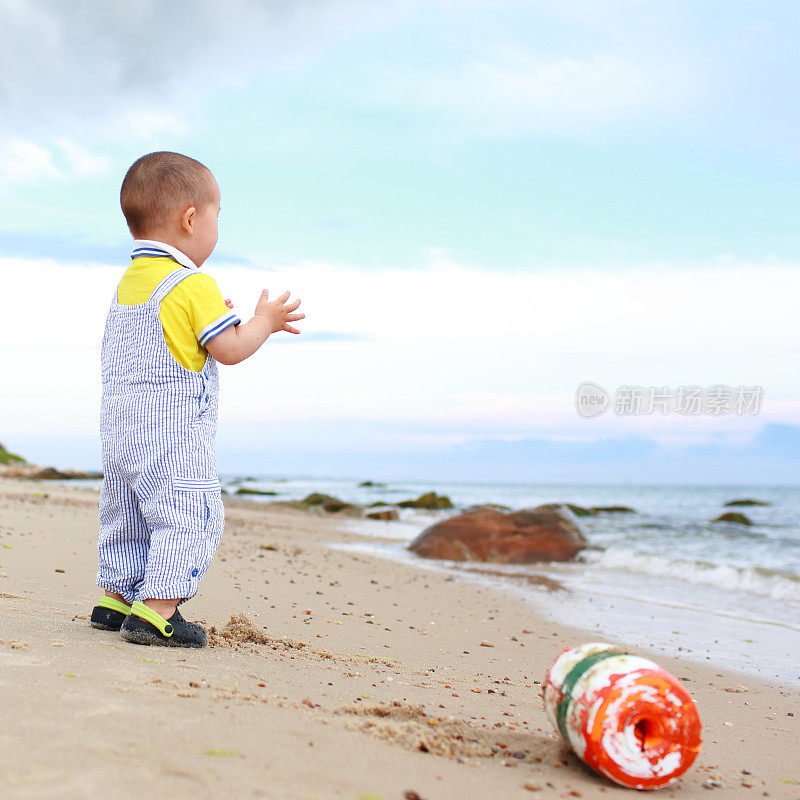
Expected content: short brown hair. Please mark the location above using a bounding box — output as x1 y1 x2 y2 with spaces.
120 151 215 237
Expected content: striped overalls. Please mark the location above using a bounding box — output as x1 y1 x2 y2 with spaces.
97 263 224 604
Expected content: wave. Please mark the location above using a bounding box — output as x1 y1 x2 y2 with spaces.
581 547 800 603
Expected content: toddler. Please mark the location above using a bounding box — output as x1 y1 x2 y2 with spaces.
89 151 303 647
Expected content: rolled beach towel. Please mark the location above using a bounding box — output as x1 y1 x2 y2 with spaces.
543 643 702 790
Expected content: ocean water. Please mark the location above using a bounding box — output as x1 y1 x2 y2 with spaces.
224 476 800 685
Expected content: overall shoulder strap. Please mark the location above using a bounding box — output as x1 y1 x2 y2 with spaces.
148 267 195 305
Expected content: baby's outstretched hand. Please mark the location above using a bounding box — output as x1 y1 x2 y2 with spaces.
255 289 304 335
224 298 234 310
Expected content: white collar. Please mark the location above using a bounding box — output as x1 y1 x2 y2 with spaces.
131 239 199 270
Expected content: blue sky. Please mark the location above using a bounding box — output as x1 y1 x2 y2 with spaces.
1 1 799 481
5 0 800 268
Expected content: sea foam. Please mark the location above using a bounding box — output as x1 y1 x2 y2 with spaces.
582 547 800 603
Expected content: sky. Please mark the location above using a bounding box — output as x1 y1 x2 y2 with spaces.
1 0 799 483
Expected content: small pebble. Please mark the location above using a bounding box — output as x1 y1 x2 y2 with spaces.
480 641 494 647
524 782 541 792
512 750 526 759
702 778 724 789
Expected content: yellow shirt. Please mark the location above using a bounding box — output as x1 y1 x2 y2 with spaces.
117 256 239 372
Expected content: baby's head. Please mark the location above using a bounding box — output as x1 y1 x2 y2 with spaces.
120 151 220 267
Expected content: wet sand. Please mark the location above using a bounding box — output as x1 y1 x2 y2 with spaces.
0 477 797 799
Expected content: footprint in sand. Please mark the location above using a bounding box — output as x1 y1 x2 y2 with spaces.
331 700 564 765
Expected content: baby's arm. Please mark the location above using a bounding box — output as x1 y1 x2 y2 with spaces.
206 290 303 365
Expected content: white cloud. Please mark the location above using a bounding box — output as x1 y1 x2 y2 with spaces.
0 138 61 183
0 0 416 142
56 139 112 178
431 52 647 122
475 51 648 107
0 137 112 186
0 0 420 189
366 40 690 138
0 0 789 156
2 253 798 444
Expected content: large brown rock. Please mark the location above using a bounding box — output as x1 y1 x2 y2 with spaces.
408 503 587 563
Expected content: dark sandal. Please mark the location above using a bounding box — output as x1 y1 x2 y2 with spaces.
90 596 132 630
120 601 207 648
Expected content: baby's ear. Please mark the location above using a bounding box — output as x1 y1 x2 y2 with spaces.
180 205 197 232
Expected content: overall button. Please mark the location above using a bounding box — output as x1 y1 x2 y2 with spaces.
191 568 199 577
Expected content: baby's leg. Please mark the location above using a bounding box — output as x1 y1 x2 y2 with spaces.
120 479 223 647
136 479 224 611
97 471 150 605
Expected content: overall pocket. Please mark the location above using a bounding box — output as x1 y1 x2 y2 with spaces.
172 476 223 582
172 477 221 533
173 477 220 494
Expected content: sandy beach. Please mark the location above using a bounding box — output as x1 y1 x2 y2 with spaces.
0 476 797 800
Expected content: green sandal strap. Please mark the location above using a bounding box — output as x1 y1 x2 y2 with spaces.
97 596 132 616
130 601 174 637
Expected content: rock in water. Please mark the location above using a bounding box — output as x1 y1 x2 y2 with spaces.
712 511 753 526
464 503 512 513
63 469 104 480
724 498 770 507
397 491 454 510
298 493 357 513
367 509 399 521
300 492 344 509
590 505 636 514
30 466 71 480
301 492 339 506
565 503 595 517
408 503 587 563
